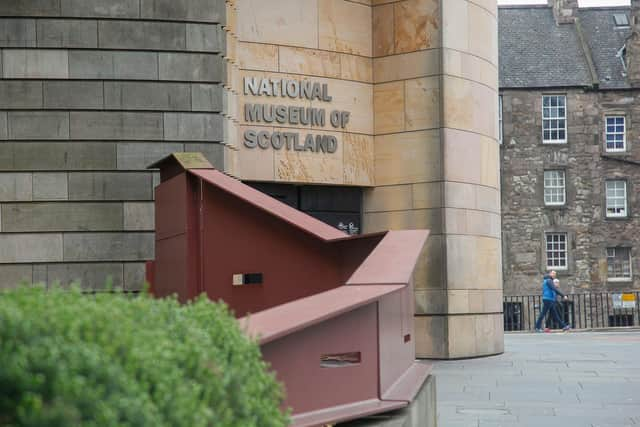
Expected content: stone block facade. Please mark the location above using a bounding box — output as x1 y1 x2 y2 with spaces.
216 0 502 358
0 0 227 289
0 0 503 360
501 89 640 295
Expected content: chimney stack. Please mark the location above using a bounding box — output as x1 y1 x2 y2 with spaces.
633 0 640 27
627 0 640 86
550 0 578 25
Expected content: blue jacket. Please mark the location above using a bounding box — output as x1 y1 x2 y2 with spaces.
541 275 565 301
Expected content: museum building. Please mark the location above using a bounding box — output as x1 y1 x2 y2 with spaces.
0 0 502 359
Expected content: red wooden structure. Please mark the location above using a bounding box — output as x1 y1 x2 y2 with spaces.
147 153 432 427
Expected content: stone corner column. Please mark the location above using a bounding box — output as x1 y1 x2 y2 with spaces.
432 0 503 359
365 0 503 359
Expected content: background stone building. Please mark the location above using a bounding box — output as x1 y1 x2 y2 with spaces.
500 0 640 295
0 0 502 359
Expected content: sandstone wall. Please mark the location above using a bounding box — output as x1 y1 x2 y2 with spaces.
364 0 503 358
225 0 374 186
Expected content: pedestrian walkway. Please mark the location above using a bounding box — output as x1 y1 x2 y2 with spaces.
432 331 640 427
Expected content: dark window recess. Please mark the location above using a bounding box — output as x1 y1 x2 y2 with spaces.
246 182 362 234
300 186 361 212
320 352 361 368
247 182 298 208
243 273 263 285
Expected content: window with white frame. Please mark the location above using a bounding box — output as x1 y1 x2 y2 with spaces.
605 116 626 152
544 170 566 206
607 247 632 280
542 95 567 143
545 233 568 269
498 95 503 144
606 180 627 218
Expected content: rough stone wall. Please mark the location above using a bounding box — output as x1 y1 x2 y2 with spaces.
627 1 640 86
0 0 227 289
501 88 640 296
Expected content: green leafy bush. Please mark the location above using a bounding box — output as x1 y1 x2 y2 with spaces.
0 287 288 427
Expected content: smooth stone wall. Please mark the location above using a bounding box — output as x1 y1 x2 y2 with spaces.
0 0 227 289
364 0 503 359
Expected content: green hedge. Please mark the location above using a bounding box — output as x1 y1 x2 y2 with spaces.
0 287 289 427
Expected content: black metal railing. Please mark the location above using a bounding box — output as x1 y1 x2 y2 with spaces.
503 291 640 331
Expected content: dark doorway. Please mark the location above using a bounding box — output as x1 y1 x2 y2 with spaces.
246 182 363 235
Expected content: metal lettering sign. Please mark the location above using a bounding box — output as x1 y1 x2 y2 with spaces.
242 77 351 153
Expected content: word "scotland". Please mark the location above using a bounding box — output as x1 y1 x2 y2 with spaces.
242 77 351 153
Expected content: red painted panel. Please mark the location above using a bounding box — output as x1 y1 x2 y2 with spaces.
261 303 379 415
332 235 385 284
378 289 414 397
402 277 415 342
155 235 190 301
154 172 201 302
155 173 188 241
241 284 404 345
191 169 346 241
200 184 343 317
346 230 430 285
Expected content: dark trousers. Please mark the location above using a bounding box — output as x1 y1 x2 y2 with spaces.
535 299 566 329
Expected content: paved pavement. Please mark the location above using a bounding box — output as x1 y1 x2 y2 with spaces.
432 331 640 427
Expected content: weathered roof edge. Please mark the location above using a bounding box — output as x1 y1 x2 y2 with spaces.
346 230 430 286
575 17 600 88
189 168 393 243
240 284 406 345
189 168 348 241
147 152 213 170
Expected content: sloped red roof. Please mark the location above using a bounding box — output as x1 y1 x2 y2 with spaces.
240 230 429 345
346 230 430 286
190 169 349 241
240 284 405 345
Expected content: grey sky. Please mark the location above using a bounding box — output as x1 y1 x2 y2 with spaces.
497 0 629 5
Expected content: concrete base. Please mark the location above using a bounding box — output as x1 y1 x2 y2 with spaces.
339 375 437 427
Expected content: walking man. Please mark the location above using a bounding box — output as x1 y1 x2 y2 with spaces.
534 270 571 332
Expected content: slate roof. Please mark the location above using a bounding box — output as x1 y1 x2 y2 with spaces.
499 6 632 90
579 8 632 89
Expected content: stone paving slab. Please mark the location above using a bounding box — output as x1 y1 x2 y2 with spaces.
432 332 640 427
